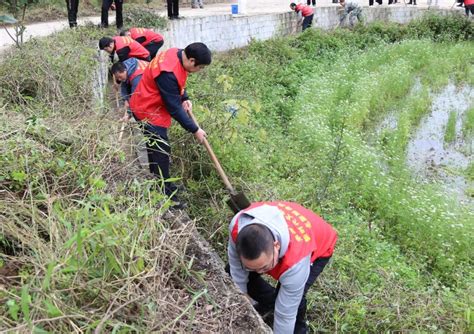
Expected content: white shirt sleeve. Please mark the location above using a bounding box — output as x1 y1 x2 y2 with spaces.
228 237 249 294
273 255 311 333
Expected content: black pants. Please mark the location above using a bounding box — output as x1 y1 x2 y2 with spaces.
101 0 123 29
466 4 474 15
65 0 79 27
306 0 316 5
302 15 313 31
227 257 331 333
167 0 179 18
143 124 177 199
145 40 164 59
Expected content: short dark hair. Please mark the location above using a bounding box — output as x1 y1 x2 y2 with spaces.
119 29 129 36
290 2 297 7
184 42 212 66
111 62 127 75
236 224 274 260
99 37 114 50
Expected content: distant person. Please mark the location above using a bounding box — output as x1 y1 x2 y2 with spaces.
120 28 164 59
65 0 79 28
339 0 363 27
99 36 150 62
370 0 382 5
465 0 474 15
290 2 314 31
227 201 338 334
111 58 149 120
101 0 123 29
192 0 204 8
457 0 464 7
407 0 416 4
129 43 212 208
167 0 180 19
307 0 316 6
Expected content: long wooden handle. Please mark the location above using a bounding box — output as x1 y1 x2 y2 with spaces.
188 109 235 193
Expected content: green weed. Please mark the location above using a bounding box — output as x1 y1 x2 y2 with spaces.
445 110 457 144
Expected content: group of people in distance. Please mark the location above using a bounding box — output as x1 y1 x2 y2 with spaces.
98 20 339 333
290 0 364 30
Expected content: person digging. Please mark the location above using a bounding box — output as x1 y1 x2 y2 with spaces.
120 28 165 59
110 58 149 121
99 36 150 63
129 42 211 209
227 201 338 334
290 2 314 32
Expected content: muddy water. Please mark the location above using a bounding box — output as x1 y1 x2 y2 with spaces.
406 82 474 204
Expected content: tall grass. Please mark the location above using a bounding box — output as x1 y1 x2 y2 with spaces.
177 14 474 332
0 26 253 333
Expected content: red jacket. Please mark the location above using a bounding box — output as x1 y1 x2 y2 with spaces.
113 36 150 60
129 48 188 127
465 0 474 6
129 28 164 46
231 201 338 280
295 4 314 16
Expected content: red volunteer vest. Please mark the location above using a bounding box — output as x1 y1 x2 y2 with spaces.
231 201 338 280
129 48 188 127
128 59 149 83
295 4 314 16
130 28 164 46
113 36 150 60
465 0 474 6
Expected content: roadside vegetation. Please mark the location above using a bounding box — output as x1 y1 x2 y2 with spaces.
0 12 473 333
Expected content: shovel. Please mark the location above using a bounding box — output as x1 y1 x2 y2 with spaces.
187 109 251 213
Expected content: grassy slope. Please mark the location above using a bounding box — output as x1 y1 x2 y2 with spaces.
175 14 474 332
0 24 244 332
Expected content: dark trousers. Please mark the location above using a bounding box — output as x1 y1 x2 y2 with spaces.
145 40 164 59
302 15 314 31
466 4 474 15
65 0 79 27
167 0 179 18
101 0 123 29
306 0 316 5
227 257 331 333
143 124 177 199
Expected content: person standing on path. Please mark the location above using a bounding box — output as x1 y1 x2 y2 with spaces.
290 3 314 32
227 201 338 334
129 43 211 208
120 28 164 59
167 0 180 19
101 0 123 29
99 36 150 62
65 0 79 28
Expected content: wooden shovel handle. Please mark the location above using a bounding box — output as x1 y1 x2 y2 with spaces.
187 109 235 193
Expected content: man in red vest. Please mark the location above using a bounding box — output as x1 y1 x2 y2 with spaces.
120 28 165 59
99 36 150 62
228 201 338 333
129 42 211 208
290 2 314 31
111 58 149 120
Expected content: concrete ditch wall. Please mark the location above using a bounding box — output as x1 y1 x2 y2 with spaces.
162 7 455 51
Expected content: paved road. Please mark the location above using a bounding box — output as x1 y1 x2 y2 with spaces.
0 0 464 54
